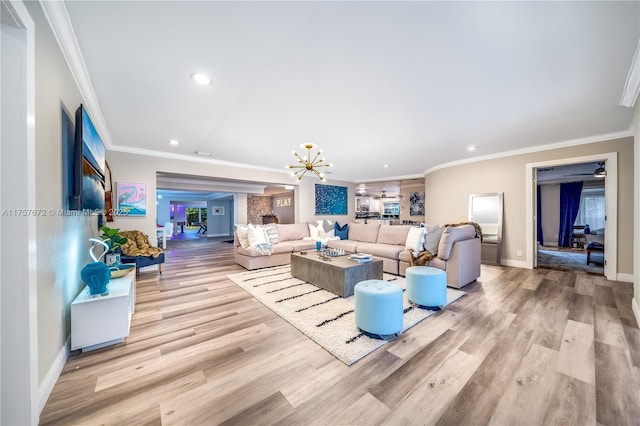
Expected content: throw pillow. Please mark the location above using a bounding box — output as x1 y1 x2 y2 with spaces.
405 227 426 257
334 222 349 240
308 222 322 239
319 219 334 233
247 224 267 247
235 224 250 248
424 225 444 255
263 223 280 245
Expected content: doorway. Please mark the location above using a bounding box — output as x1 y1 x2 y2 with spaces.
525 153 617 280
536 163 605 274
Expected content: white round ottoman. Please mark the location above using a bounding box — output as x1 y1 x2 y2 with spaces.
354 280 403 340
405 266 447 310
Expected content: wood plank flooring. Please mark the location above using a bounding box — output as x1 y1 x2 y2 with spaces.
40 241 640 425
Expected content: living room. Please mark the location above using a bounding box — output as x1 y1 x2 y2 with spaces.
2 1 640 424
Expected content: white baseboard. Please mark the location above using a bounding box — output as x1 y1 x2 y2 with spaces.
633 297 640 328
616 273 634 283
39 337 69 414
500 258 530 269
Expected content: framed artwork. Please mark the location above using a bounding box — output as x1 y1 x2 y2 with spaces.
212 206 225 215
409 192 425 216
315 184 348 215
116 182 146 216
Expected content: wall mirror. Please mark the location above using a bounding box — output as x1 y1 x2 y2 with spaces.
469 192 503 265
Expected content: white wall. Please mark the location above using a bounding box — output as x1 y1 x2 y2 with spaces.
1 5 34 423
107 151 355 236
297 178 355 225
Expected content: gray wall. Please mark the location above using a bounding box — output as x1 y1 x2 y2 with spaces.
539 184 560 246
25 2 96 392
425 136 635 275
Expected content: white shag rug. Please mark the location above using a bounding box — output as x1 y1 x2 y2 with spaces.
227 265 465 365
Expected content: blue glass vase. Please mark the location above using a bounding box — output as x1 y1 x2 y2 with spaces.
81 262 111 295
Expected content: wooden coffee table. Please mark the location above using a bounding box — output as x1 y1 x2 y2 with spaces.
290 252 383 297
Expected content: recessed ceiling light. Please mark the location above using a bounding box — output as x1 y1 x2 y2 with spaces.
190 73 212 85
284 185 294 190
467 145 477 152
383 164 390 168
168 139 180 146
194 151 212 157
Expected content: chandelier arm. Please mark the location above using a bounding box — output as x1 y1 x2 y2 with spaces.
309 151 322 165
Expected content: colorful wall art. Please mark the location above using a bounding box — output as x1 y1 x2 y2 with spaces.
116 182 146 216
409 191 425 216
315 184 348 215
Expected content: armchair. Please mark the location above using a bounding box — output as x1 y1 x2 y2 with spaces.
119 230 165 275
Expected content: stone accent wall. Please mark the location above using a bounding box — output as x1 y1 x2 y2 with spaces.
247 196 273 224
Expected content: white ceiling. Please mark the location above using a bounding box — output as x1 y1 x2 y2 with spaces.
61 1 639 183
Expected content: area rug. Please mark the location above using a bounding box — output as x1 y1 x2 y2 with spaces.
227 265 465 365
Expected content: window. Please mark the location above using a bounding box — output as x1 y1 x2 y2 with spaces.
575 189 605 231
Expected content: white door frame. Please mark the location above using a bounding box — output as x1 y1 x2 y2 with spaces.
525 153 618 280
0 0 38 424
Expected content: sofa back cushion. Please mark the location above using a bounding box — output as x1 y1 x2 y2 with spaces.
276 223 310 241
437 224 477 260
377 225 412 245
348 223 380 243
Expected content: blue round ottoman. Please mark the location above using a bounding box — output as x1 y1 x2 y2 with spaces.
405 266 447 310
354 280 403 339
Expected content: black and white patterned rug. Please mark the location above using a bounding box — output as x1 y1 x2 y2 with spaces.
227 265 465 365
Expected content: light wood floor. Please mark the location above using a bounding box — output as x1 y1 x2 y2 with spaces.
40 242 640 425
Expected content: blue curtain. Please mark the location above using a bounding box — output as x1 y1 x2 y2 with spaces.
558 181 583 247
537 185 543 245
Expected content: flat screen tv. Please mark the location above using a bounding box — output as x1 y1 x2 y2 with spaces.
69 104 106 211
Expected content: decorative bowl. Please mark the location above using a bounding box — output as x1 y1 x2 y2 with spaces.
109 264 135 278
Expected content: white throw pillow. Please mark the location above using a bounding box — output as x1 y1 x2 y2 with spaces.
309 221 334 239
235 224 250 248
405 227 426 257
247 224 267 247
308 222 322 239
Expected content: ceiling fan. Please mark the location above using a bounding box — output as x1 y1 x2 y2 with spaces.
372 190 405 200
560 162 606 178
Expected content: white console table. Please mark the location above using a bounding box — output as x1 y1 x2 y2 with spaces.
71 272 136 352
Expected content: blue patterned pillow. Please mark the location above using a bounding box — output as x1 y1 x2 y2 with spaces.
334 222 349 240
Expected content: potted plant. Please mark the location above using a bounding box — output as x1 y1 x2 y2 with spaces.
99 226 128 266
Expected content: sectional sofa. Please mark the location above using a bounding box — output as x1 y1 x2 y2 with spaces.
235 222 481 288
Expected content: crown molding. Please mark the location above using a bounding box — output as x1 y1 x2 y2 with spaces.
424 130 634 176
620 37 640 108
39 0 114 148
110 144 290 174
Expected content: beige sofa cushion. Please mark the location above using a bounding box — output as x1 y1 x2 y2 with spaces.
348 223 380 243
276 223 310 241
356 243 405 260
438 224 477 260
377 225 411 245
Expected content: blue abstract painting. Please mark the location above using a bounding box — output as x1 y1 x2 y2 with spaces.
315 184 348 215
